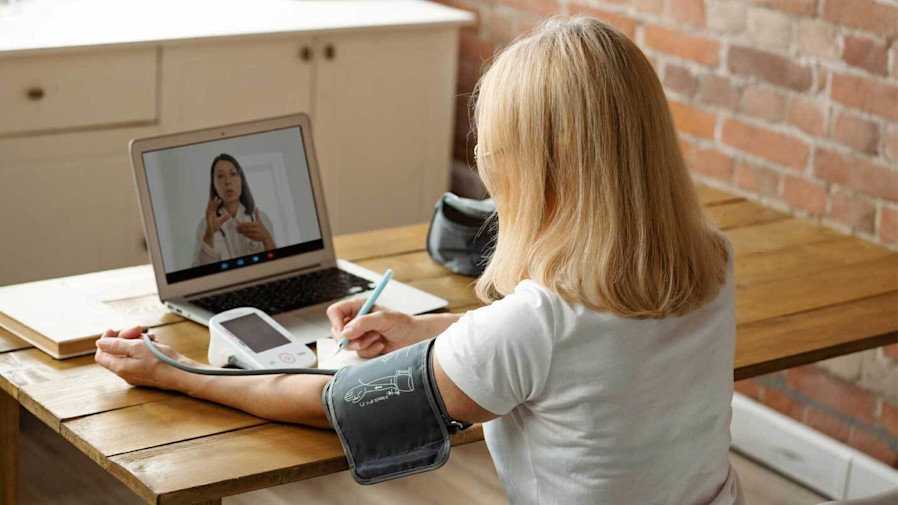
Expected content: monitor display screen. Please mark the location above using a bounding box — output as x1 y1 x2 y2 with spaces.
220 313 290 353
142 127 323 284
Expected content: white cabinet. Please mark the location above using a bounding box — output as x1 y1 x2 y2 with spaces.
314 28 458 232
0 2 472 285
160 38 314 133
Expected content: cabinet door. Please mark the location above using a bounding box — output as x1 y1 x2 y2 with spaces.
0 127 156 285
161 38 314 132
313 28 458 234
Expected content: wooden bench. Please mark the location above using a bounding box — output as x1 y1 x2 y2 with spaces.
1 185 895 504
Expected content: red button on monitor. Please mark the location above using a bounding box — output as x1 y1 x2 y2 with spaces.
267 252 275 259
279 353 296 364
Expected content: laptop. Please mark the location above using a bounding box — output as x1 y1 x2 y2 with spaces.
129 113 448 344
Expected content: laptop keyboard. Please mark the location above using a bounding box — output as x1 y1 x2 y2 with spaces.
190 267 375 316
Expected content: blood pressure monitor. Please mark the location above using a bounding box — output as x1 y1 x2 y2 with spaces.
208 307 317 370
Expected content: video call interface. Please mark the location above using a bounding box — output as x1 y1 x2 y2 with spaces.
142 127 324 284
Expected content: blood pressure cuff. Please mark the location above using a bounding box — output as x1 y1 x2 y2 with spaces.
321 338 471 484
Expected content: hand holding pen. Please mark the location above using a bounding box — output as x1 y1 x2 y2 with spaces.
332 269 393 355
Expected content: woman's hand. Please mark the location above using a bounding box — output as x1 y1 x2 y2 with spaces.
236 208 275 250
94 326 197 390
204 197 231 246
325 299 424 358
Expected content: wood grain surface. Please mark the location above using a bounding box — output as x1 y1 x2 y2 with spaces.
0 185 895 505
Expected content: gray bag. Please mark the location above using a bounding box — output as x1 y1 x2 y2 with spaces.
426 193 496 277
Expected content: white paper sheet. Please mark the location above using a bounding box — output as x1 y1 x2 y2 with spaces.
316 338 369 370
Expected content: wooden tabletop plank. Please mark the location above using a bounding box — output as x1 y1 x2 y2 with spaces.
696 185 744 206
107 422 485 505
407 275 480 310
62 396 266 461
727 218 842 254
354 250 454 283
735 254 898 325
735 292 898 380
333 223 430 262
108 423 347 505
735 236 895 288
0 348 96 399
708 200 788 231
15 322 212 428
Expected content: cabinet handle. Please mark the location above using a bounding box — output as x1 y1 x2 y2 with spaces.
299 46 312 62
26 87 45 101
323 44 335 61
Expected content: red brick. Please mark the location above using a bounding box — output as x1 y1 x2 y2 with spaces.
882 401 898 438
881 206 898 244
784 176 828 215
693 148 735 182
764 388 805 421
728 46 812 92
747 7 793 50
459 33 496 66
829 189 876 234
722 119 809 170
750 0 816 16
669 101 717 138
850 428 898 466
824 0 898 39
702 75 740 111
814 149 898 202
787 366 877 424
644 24 720 66
885 125 898 163
568 5 637 40
707 1 746 33
786 97 825 137
806 407 851 444
663 64 699 97
634 0 664 15
667 0 705 26
741 85 786 123
798 20 840 61
495 0 560 16
832 112 880 155
884 344 898 362
735 379 763 402
736 161 781 196
843 36 890 76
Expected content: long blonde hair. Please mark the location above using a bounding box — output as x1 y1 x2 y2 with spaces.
473 16 728 319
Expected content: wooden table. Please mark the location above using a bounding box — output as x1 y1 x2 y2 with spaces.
1 186 896 505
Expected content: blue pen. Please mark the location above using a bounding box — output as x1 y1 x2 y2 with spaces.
335 269 393 355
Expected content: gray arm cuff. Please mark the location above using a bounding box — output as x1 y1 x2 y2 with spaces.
321 338 470 485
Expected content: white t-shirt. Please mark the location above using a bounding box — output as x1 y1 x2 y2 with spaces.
434 241 741 505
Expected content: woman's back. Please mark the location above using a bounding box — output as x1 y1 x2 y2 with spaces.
435 239 739 504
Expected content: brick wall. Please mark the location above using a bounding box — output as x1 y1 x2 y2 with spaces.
437 0 898 466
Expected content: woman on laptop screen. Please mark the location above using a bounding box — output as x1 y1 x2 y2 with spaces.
193 153 277 266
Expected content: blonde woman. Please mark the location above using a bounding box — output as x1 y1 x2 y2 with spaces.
96 17 740 505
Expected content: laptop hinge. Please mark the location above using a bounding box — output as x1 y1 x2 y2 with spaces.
185 262 324 299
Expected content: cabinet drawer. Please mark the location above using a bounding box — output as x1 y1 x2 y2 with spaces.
0 48 157 136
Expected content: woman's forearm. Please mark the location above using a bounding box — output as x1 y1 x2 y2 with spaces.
416 313 463 338
173 371 333 428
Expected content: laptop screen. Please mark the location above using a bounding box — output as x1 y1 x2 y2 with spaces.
142 126 324 284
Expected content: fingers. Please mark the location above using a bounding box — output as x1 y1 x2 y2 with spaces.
326 298 366 333
254 208 260 221
95 337 141 357
218 214 231 226
118 326 144 339
356 341 386 359
346 331 380 351
341 311 392 341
